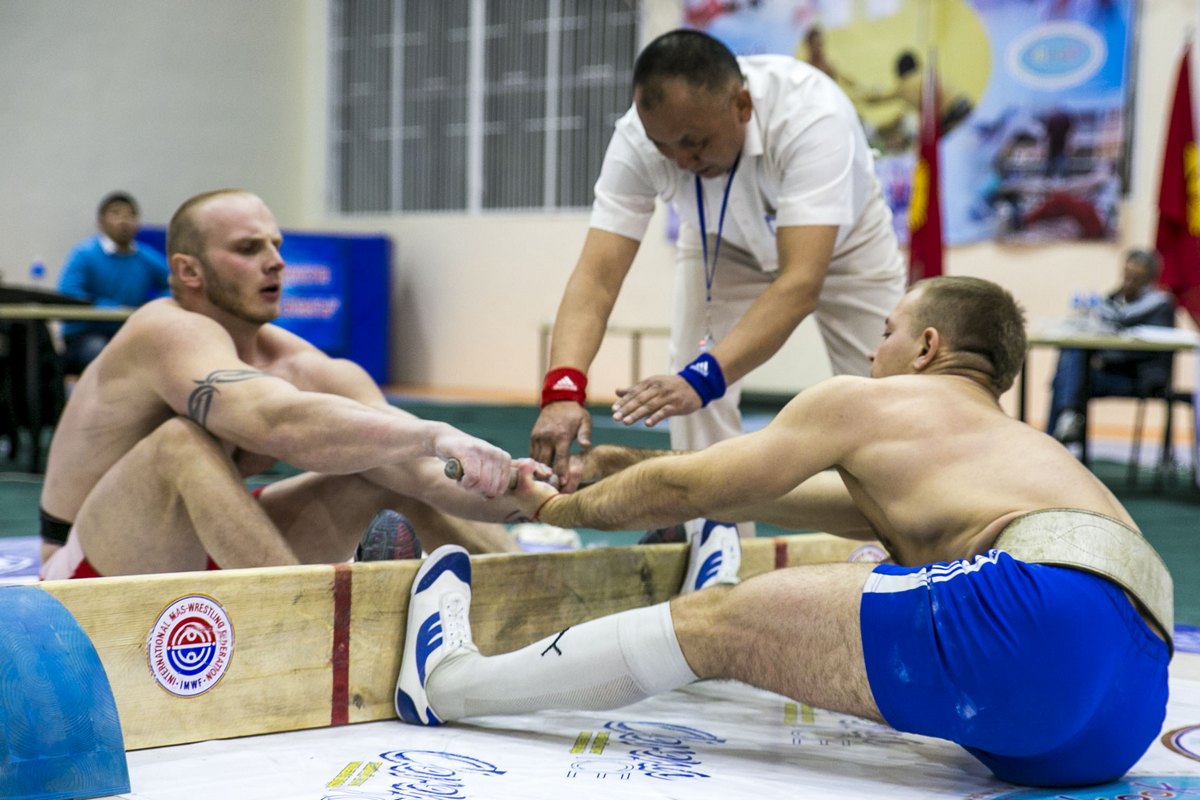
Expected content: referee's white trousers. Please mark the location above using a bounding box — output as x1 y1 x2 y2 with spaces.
668 235 905 536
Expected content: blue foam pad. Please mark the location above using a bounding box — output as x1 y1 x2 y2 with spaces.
0 586 130 800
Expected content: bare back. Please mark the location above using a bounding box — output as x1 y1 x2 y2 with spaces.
763 374 1132 565
41 297 381 524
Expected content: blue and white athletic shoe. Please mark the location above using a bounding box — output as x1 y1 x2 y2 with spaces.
682 520 741 593
395 545 476 725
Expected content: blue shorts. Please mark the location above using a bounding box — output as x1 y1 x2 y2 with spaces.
860 550 1169 787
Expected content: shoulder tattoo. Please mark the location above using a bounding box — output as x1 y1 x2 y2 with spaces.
187 369 273 428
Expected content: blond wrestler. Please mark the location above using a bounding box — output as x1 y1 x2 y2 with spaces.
40 189 523 578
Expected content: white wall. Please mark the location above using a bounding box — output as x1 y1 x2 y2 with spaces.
0 0 315 282
2 0 1196 427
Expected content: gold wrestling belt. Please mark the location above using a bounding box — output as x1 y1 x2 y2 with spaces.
995 509 1174 650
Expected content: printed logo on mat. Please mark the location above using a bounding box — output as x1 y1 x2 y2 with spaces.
1164 725 1200 762
147 594 234 697
321 751 504 799
326 761 381 789
564 721 724 781
977 776 1200 799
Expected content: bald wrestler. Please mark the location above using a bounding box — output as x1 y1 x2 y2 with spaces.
396 276 1171 788
39 188 523 579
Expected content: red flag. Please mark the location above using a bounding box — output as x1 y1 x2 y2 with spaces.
907 51 944 284
1155 43 1200 328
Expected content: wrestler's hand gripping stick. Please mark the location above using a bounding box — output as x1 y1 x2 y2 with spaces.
443 457 519 491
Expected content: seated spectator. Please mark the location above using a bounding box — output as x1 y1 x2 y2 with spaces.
1047 249 1176 444
57 191 170 375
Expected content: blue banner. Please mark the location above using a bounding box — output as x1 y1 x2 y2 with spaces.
138 227 391 384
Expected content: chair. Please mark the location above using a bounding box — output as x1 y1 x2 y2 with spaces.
0 319 66 471
1112 344 1194 487
1132 387 1197 488
1079 348 1174 486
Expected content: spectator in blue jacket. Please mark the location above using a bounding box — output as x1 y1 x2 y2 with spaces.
57 191 169 374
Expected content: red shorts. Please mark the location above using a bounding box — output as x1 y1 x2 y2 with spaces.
42 486 262 579
68 556 221 579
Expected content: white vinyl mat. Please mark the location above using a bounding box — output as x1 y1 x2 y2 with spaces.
110 649 1200 800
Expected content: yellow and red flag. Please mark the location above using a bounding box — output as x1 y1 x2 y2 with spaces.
907 50 944 285
1155 43 1200 327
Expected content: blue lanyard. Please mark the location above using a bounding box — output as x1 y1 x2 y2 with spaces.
695 152 741 307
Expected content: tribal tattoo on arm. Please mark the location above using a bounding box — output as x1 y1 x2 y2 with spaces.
187 369 274 429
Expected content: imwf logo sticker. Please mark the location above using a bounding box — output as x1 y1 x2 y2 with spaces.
147 593 234 697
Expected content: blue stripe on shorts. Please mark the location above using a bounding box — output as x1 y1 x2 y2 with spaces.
860 550 1169 787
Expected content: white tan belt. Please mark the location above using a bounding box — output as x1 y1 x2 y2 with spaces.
994 509 1174 648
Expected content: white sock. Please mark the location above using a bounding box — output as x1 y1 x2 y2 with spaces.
426 602 698 721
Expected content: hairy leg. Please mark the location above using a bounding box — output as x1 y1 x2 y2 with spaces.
409 551 878 725
398 502 517 554
75 418 299 575
361 458 521 552
74 418 515 576
257 472 517 560
671 562 882 721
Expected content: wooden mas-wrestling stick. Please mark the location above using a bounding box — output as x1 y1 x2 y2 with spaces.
443 457 519 491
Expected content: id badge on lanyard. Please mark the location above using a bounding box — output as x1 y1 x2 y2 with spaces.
695 152 741 354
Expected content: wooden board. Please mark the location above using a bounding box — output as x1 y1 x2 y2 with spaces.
40 534 874 750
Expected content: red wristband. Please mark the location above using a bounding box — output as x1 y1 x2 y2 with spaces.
541 367 587 408
533 493 561 522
